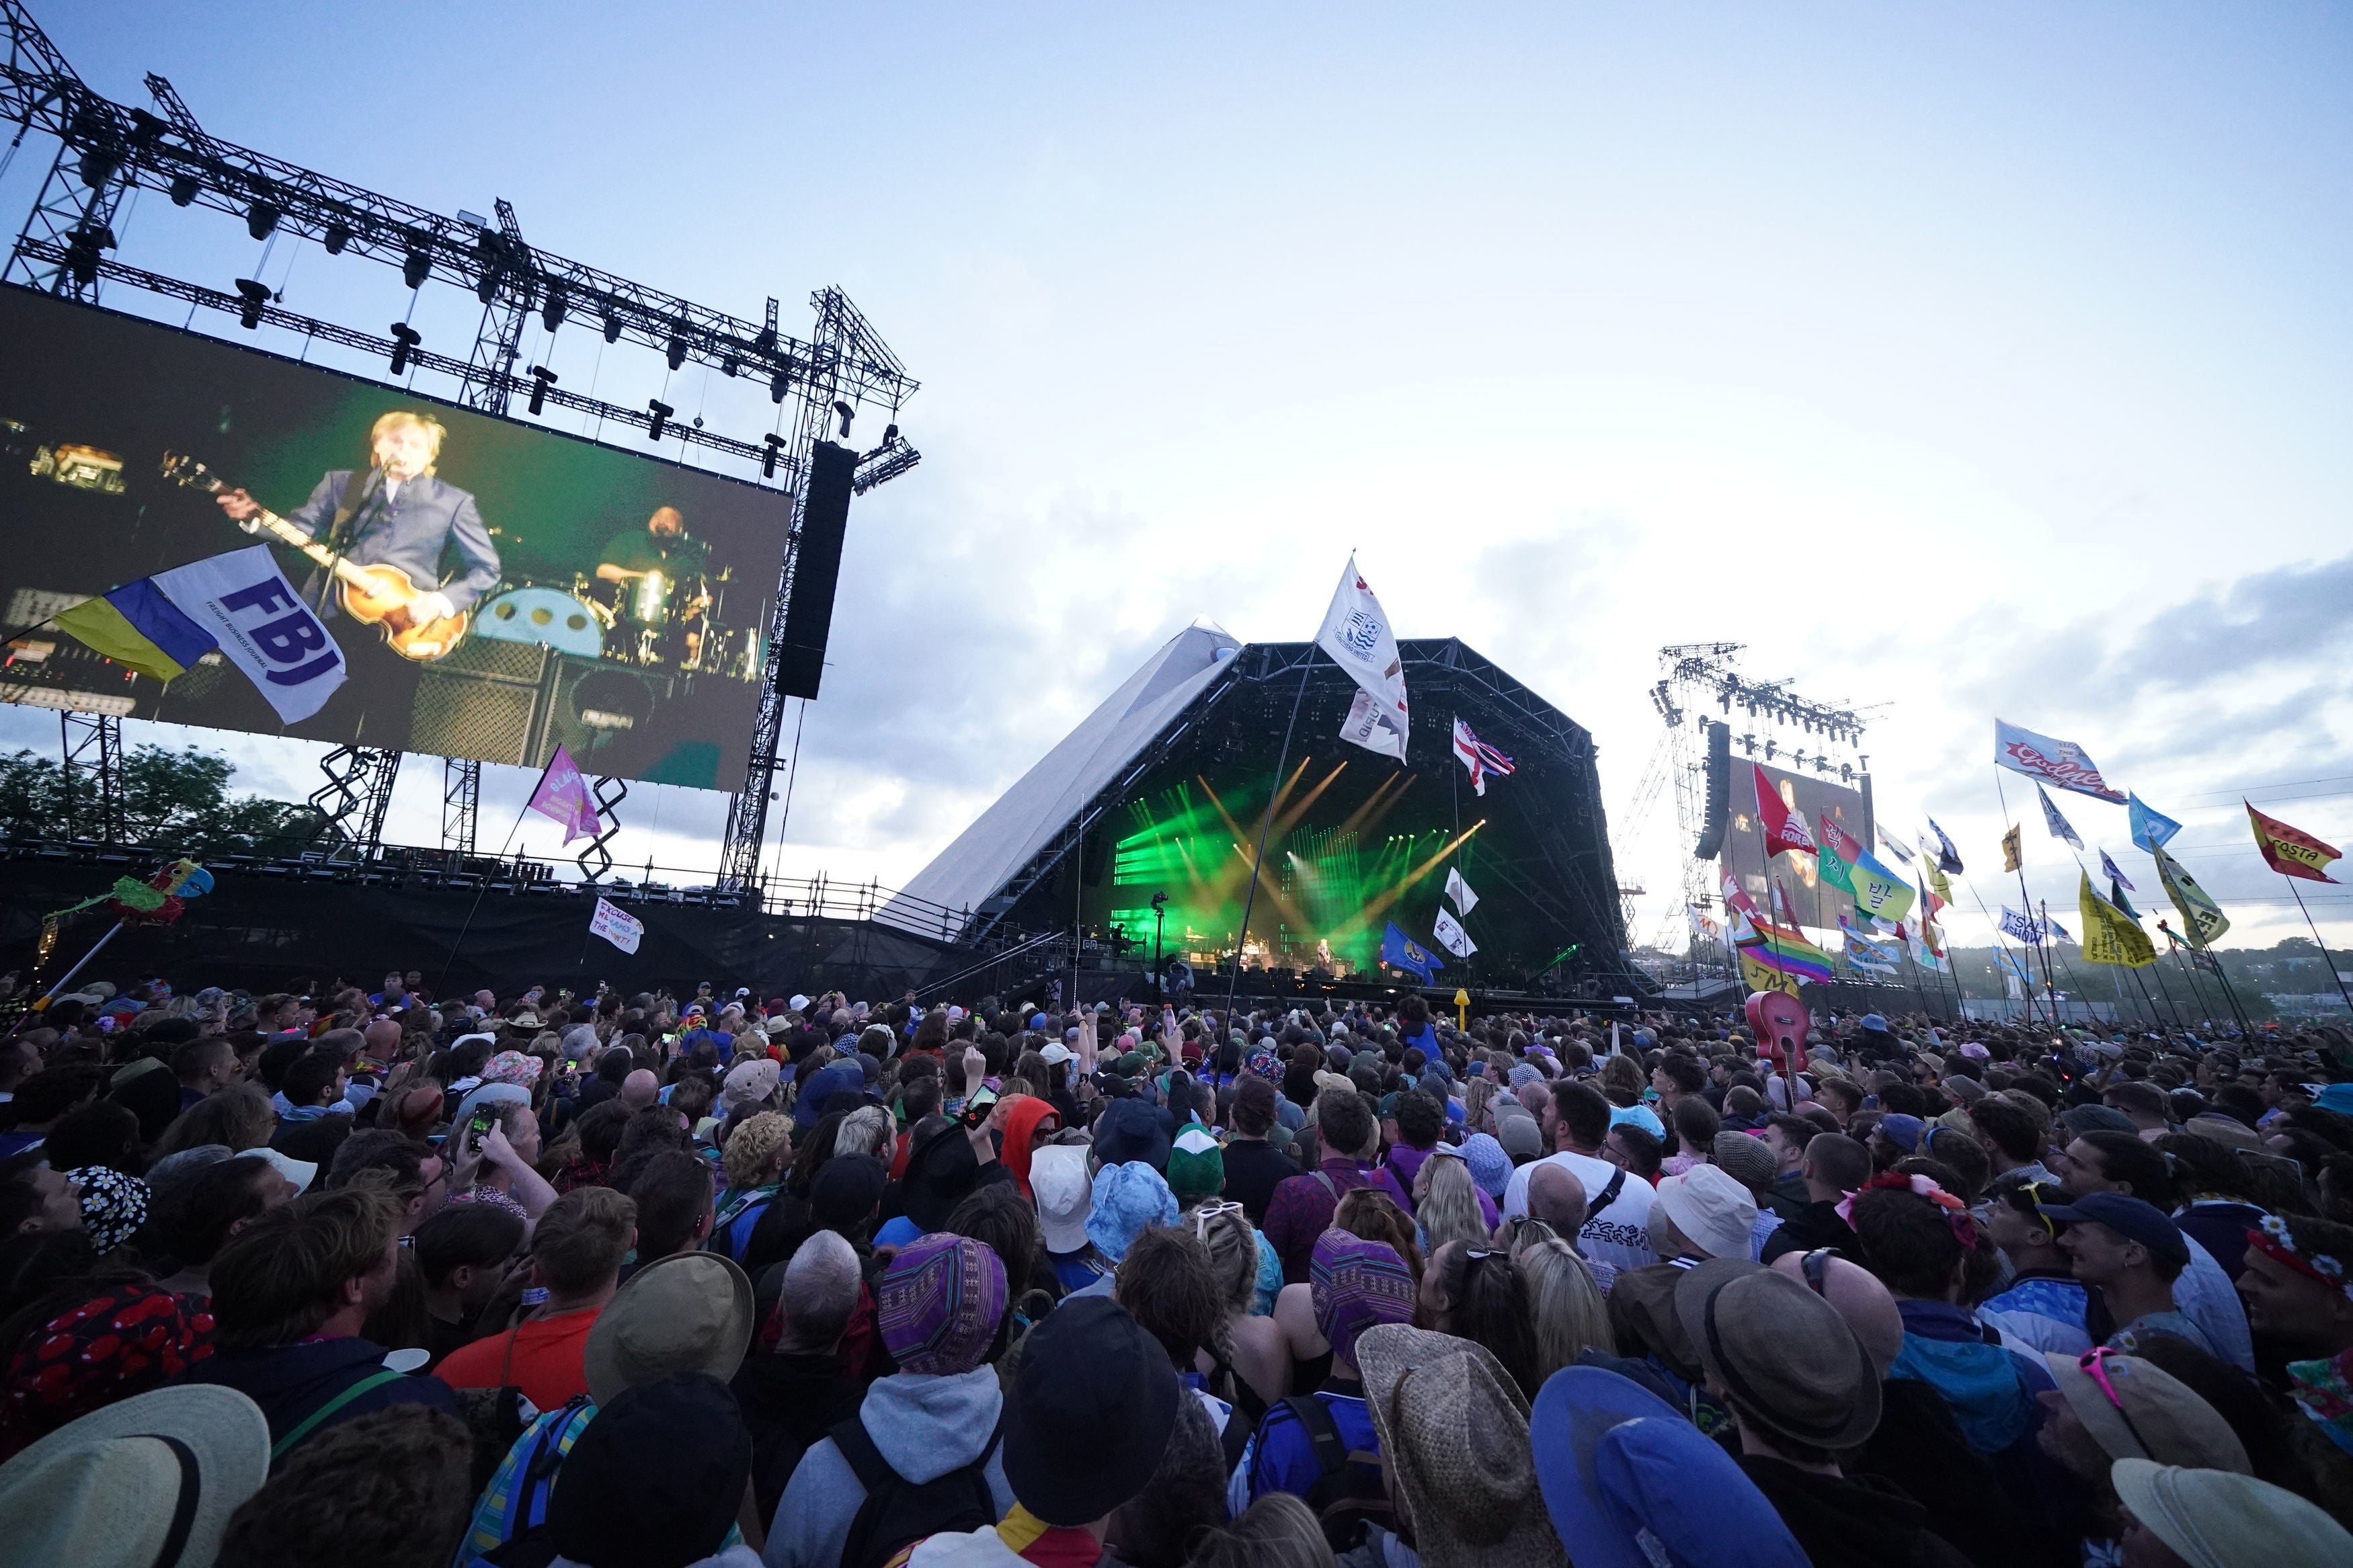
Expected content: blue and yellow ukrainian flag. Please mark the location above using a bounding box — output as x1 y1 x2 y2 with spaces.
52 579 217 682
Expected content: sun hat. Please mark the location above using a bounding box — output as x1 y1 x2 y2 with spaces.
1310 1230 1417 1367
70 1167 150 1255
2110 1458 2353 1568
1086 1161 1179 1263
791 1063 866 1131
1459 1133 1511 1198
1355 1325 1566 1568
1031 1145 1095 1254
1876 1112 1925 1154
1651 1164 1757 1260
720 1057 781 1112
1529 1364 1808 1568
1091 1098 1172 1171
0 1282 218 1454
877 1233 1007 1376
1675 1262 1880 1450
581 1251 754 1406
1164 1125 1225 1206
549 1372 751 1568
1003 1295 1180 1526
2044 1350 2250 1472
0 1383 269 1568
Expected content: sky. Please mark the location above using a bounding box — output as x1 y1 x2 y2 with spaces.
4 2 2350 962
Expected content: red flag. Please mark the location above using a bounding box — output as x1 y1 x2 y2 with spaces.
1721 868 1761 921
1752 764 1817 858
1817 813 1865 865
2247 801 2342 883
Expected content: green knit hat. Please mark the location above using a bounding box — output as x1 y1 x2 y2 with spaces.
1165 1123 1225 1205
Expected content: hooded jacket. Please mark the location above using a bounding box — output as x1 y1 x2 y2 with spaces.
762 1367 1015 1568
1000 1098 1061 1198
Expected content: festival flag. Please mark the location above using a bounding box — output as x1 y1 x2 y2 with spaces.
2001 824 2023 874
1817 813 1862 896
1993 948 2035 982
1911 921 1952 974
54 577 218 683
1773 880 1806 928
1922 859 1954 913
2046 915 2075 944
588 896 644 955
1740 948 1801 998
2151 842 2230 948
1450 718 1515 797
1878 824 1918 864
1444 866 1480 915
1720 869 1761 922
1431 907 1478 959
1752 765 1816 858
2100 849 2136 892
1687 905 1724 946
1849 850 1916 925
1999 906 2046 945
1381 921 1444 981
1925 819 1964 874
1994 718 2126 802
1840 919 1901 976
2111 879 2141 921
1319 557 1410 761
2078 872 2155 968
2128 793 2182 853
2246 801 2342 883
1737 917 1837 984
527 743 604 845
2037 784 2085 850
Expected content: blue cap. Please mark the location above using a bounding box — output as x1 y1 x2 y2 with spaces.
1877 1113 1925 1154
1860 1014 1888 1032
1530 1366 1808 1568
2315 1083 2353 1116
2036 1190 2189 1269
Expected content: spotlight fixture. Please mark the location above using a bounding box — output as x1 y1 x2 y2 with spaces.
322 220 352 255
403 245 431 289
761 433 786 479
389 321 422 376
666 325 688 371
526 364 558 415
602 309 623 344
168 174 200 207
126 109 168 149
233 278 272 329
646 399 674 442
61 224 112 287
832 400 854 438
721 355 738 378
768 370 790 405
245 200 280 241
541 284 566 333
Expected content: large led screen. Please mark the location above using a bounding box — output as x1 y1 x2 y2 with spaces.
0 289 782 790
1720 761 1874 930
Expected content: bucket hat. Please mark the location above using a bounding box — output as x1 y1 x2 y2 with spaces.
582 1251 752 1406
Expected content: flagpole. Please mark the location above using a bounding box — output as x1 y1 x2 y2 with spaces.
2284 878 2353 1019
2161 924 2215 1031
1959 866 2041 1029
437 762 551 995
1227 659 1314 1009
2141 937 2188 1030
1993 770 2061 1026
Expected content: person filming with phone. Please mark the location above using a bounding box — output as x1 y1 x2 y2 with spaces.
446 1092 559 1230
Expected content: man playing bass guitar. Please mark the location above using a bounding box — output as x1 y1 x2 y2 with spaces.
210 409 500 747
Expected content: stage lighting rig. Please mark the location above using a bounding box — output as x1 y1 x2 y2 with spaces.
322 219 351 254
526 364 557 415
646 399 674 442
245 197 278 240
388 321 422 375
233 277 270 327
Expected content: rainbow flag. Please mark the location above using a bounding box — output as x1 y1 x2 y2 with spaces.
52 578 216 682
1737 916 1837 984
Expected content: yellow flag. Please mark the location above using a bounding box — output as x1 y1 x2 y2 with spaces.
1925 862 1954 906
2001 825 2022 873
2078 872 2155 968
1741 948 1801 997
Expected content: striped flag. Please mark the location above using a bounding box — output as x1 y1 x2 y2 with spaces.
1451 718 1515 796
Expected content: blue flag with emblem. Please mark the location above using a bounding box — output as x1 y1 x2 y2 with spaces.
1382 921 1444 982
2128 793 2181 853
2100 849 2135 892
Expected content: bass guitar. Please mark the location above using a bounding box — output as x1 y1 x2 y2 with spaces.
161 452 469 661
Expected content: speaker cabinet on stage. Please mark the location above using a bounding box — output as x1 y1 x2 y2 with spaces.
1694 720 1732 860
411 639 550 765
534 657 676 776
774 440 857 700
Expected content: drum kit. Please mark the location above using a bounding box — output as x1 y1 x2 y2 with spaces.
473 565 758 678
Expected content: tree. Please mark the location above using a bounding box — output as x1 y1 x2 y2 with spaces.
0 744 321 857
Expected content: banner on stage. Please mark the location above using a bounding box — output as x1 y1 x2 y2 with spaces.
588 896 643 955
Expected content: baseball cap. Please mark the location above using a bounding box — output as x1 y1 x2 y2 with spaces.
2036 1192 2190 1270
1031 1145 1094 1253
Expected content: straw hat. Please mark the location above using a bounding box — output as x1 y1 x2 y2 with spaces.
0 1384 269 1568
582 1251 753 1406
1355 1324 1566 1568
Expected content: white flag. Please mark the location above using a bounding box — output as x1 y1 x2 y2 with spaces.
151 545 347 723
1431 907 1477 958
588 896 643 954
1316 554 1408 731
1876 823 1917 864
1445 866 1478 916
1337 687 1408 761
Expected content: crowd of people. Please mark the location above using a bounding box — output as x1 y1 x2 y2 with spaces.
1 968 2352 1568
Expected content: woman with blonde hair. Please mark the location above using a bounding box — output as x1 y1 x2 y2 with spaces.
1184 1493 1334 1568
1194 1200 1288 1411
1515 1233 1613 1386
1410 1147 1490 1255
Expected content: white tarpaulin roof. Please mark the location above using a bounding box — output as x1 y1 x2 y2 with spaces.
885 623 1242 925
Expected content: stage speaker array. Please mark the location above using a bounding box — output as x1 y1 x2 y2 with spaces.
774 440 857 700
411 639 676 775
1693 719 1732 860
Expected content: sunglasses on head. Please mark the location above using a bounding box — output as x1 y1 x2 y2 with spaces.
2077 1347 2157 1455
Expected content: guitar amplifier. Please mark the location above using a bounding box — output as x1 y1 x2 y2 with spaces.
410 640 551 765
532 656 675 774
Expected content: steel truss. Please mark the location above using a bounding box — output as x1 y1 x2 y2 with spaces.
0 0 923 900
58 710 122 843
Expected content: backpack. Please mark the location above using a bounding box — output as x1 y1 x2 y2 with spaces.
710 1188 776 1263
830 1408 1006 1568
1279 1395 1394 1552
464 1397 594 1568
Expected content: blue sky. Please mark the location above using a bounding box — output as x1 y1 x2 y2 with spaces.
6 2 2350 954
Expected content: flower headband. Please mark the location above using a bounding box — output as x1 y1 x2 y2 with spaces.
2248 1214 2353 1305
1837 1169 1977 1248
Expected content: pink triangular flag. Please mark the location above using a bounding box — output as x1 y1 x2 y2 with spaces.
527 745 602 845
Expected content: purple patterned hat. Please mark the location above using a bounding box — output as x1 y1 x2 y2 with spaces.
878 1232 1007 1374
1310 1229 1417 1366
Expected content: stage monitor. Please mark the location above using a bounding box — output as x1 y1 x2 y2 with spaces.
0 289 792 790
1720 761 1873 930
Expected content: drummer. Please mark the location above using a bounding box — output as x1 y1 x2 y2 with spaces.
594 505 709 597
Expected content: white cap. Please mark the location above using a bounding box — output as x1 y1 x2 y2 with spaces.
1653 1164 1757 1260
1031 1145 1094 1253
235 1147 318 1196
789 995 810 1012
1039 1042 1075 1067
